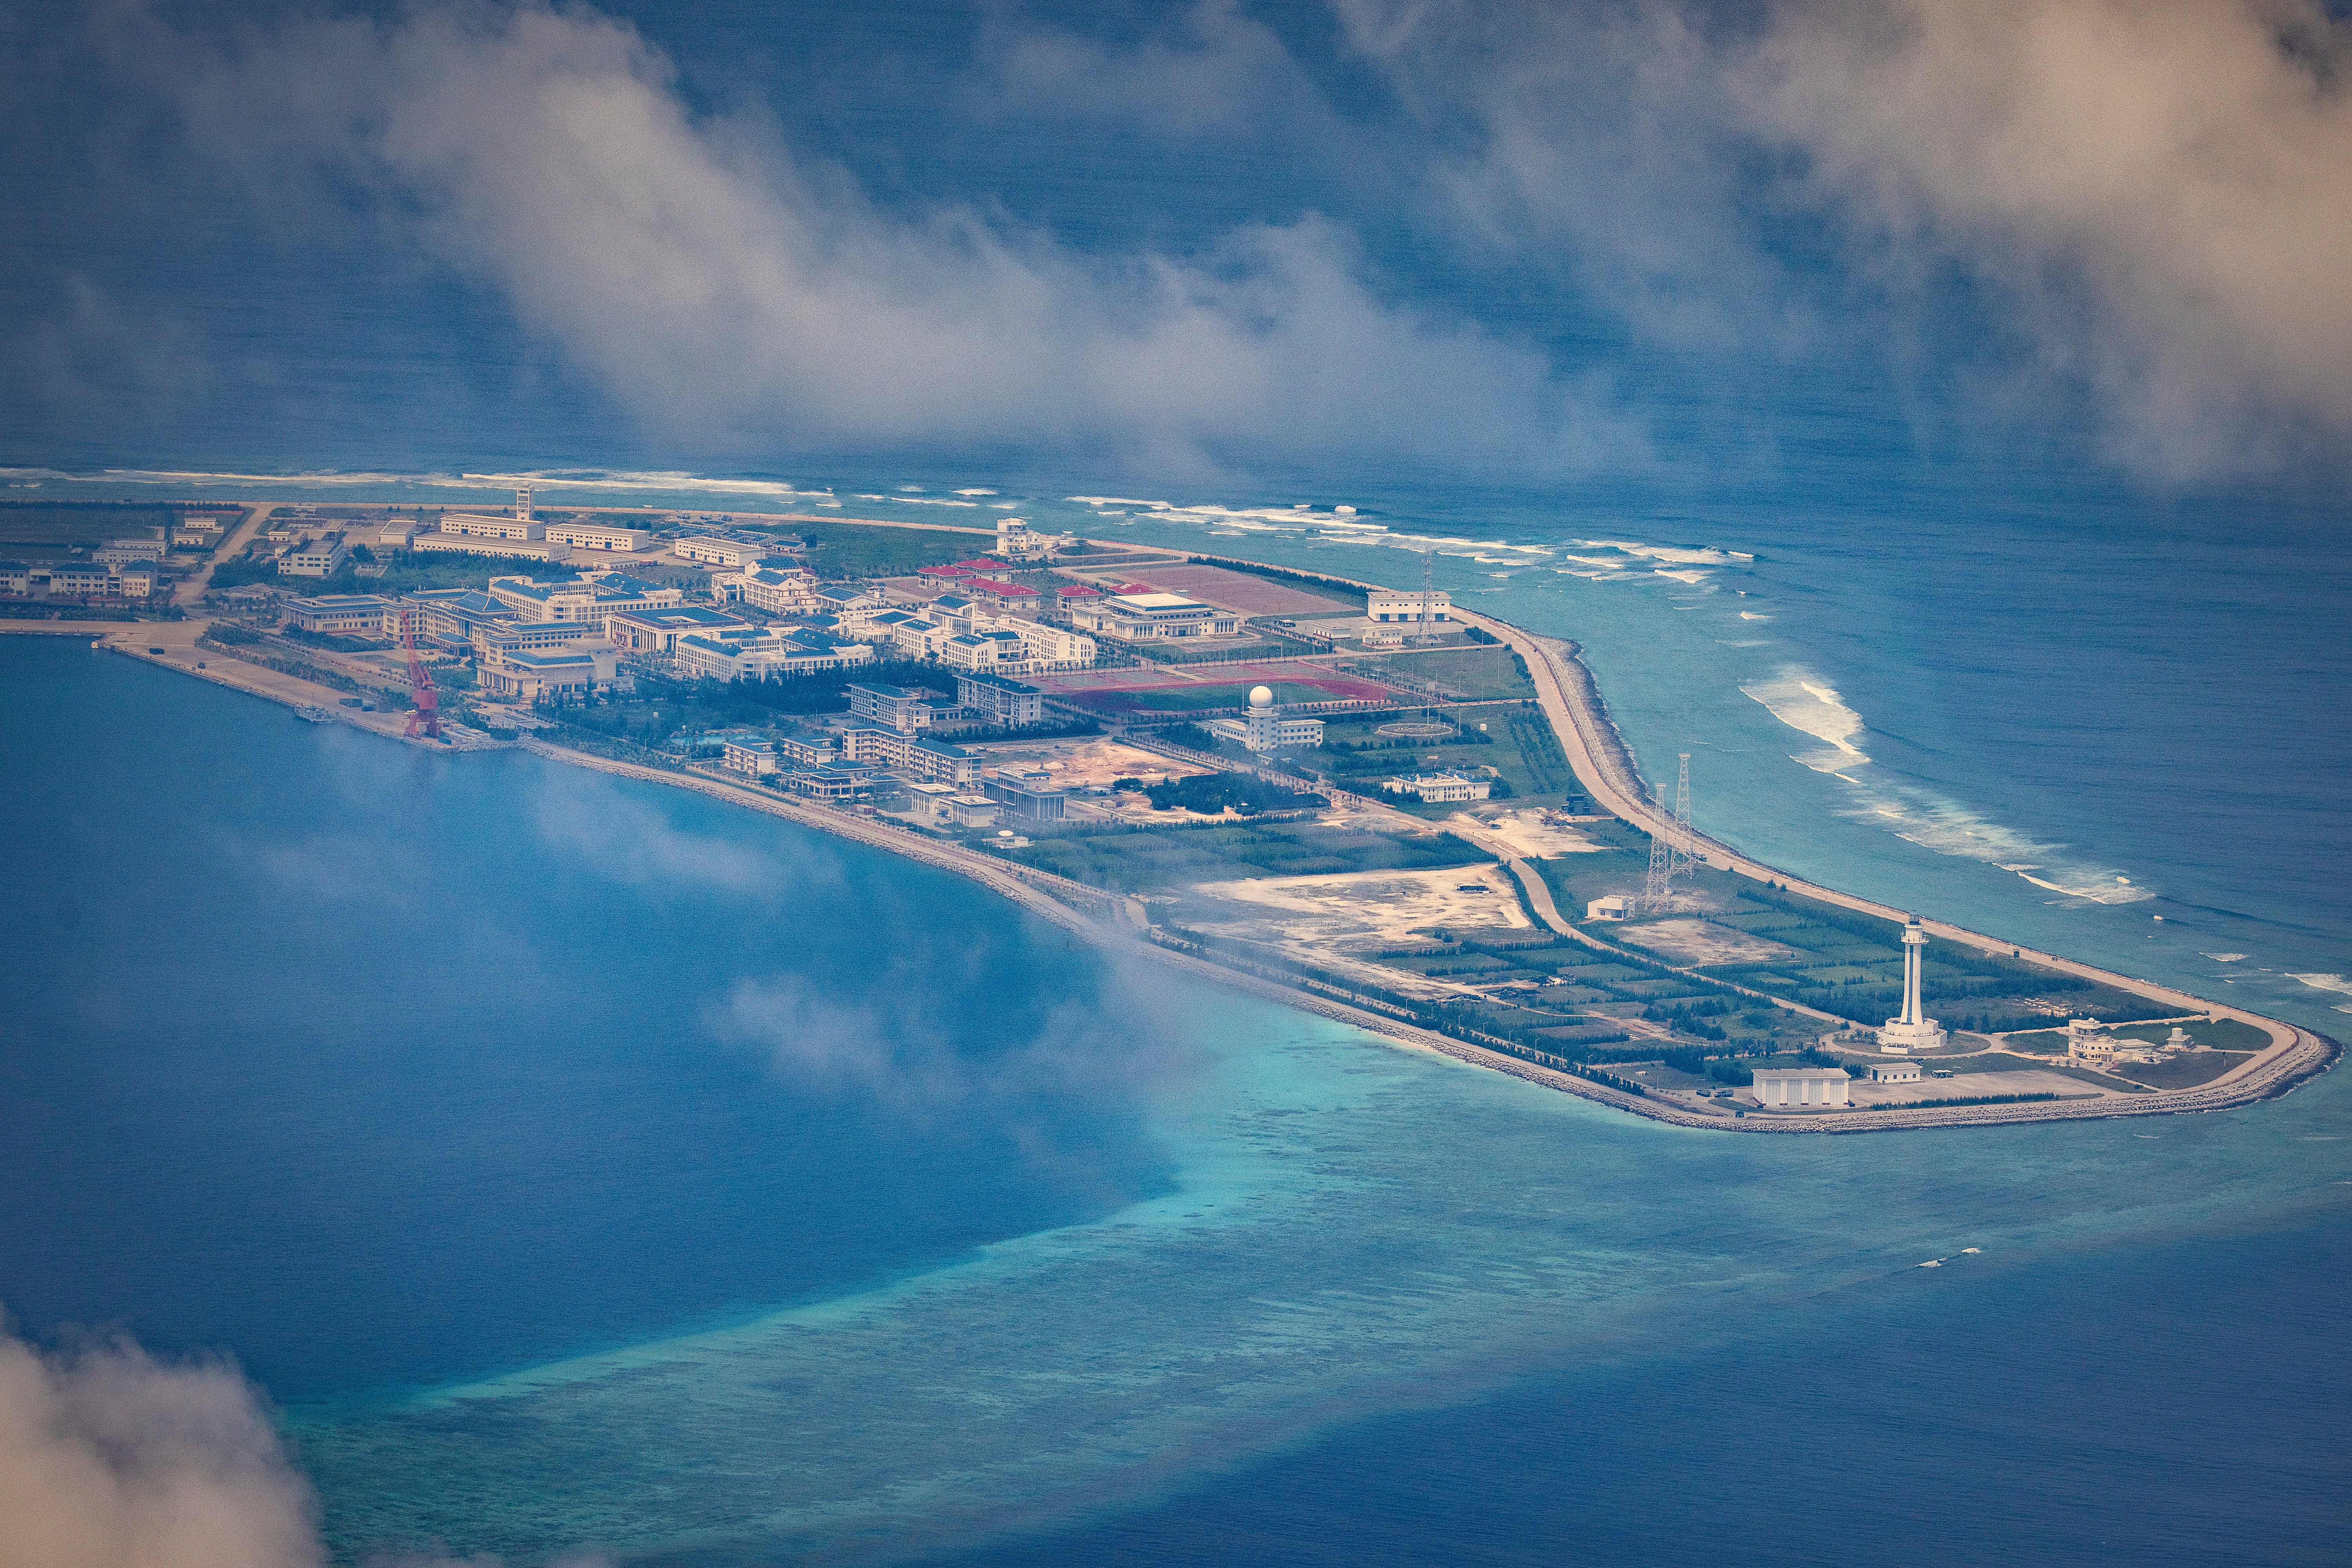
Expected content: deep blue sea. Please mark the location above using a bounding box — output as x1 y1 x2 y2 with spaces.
3 615 2347 1564
5 2 2350 1552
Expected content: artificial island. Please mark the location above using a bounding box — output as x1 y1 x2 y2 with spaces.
4 488 2334 1131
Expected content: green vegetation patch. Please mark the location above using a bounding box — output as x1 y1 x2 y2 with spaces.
210 550 586 595
1144 771 1324 816
1352 645 1539 701
790 519 983 578
0 503 174 545
1005 822 1491 890
2113 1052 2254 1090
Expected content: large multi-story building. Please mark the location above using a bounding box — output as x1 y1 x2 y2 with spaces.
672 630 875 682
410 531 563 562
837 726 980 786
848 683 949 734
439 512 544 542
730 566 816 615
955 672 1045 727
542 521 654 553
488 574 685 633
1073 593 1240 641
991 616 1094 668
939 628 1030 674
606 606 753 656
277 536 350 577
673 536 762 568
286 594 387 634
478 641 617 702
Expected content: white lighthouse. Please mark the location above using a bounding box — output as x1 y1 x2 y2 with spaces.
1876 915 1948 1054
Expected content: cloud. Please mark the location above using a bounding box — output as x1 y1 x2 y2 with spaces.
527 766 840 900
711 947 1207 1118
0 1325 320 1568
1731 0 2352 476
152 0 1639 477
1340 0 2352 478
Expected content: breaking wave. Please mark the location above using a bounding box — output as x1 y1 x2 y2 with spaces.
1740 666 1869 773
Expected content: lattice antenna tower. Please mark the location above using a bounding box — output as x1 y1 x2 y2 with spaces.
1639 753 1695 912
1417 550 1436 646
1669 754 1695 881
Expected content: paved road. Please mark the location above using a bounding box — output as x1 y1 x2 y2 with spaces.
173 503 273 608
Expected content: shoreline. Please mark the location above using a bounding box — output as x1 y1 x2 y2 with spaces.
38 554 2337 1133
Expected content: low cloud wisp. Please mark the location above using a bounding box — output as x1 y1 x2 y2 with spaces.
0 1326 319 1568
163 1 1631 477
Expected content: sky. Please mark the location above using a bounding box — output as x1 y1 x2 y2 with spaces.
5 0 2350 488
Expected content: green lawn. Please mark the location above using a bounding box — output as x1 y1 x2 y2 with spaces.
1005 822 1490 890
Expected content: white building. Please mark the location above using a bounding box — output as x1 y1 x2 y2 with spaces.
672 631 874 682
735 566 820 615
605 606 753 656
488 574 685 632
1867 1059 1922 1083
286 594 387 634
902 780 963 825
543 521 654 553
1382 771 1492 803
1204 686 1325 755
411 531 563 562
1367 588 1451 626
956 673 1045 727
674 536 761 568
1751 1067 1851 1108
722 738 779 778
939 628 1031 674
1073 593 1241 641
848 683 946 734
277 536 350 577
1876 915 1949 1053
478 641 617 702
993 615 1095 668
992 516 1061 562
439 512 544 542
1585 895 1629 921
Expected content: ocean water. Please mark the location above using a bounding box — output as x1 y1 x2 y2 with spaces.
9 9 2351 1548
3 638 2347 1565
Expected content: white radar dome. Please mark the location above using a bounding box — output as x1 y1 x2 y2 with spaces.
1249 685 1275 708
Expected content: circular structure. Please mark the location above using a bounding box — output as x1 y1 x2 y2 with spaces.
1249 685 1276 708
1374 720 1455 739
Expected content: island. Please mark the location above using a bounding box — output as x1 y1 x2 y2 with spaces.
9 490 2333 1131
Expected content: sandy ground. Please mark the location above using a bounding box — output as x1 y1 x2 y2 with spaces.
1616 917 1801 965
970 735 1214 791
1190 863 1529 946
1844 1069 2114 1105
1451 808 1610 858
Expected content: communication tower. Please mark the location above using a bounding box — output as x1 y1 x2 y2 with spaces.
1417 550 1436 645
1640 753 1694 912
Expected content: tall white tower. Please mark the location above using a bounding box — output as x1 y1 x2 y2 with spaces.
513 485 534 523
1876 915 1948 1053
1244 685 1279 754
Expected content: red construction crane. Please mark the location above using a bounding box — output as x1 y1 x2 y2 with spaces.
401 612 442 740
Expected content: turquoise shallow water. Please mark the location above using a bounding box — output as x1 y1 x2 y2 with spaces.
3 627 2347 1564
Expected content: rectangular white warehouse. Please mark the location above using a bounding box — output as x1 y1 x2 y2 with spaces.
1750 1067 1851 1108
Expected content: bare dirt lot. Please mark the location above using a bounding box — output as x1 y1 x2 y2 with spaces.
1845 1069 2114 1106
1616 917 1801 965
1452 808 1611 858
